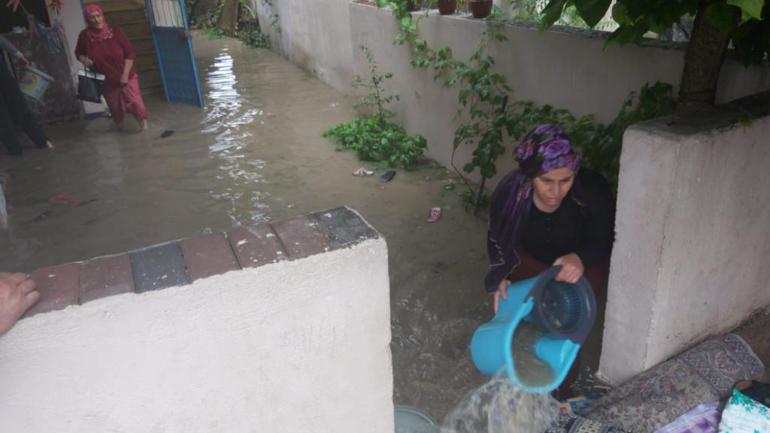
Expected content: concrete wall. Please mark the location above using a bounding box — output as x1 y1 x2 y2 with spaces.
349 5 770 183
598 105 770 384
251 0 354 93
0 209 394 433
255 2 770 184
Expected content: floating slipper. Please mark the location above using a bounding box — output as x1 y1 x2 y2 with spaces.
48 191 81 206
380 170 396 183
352 167 374 177
427 207 442 223
160 129 175 138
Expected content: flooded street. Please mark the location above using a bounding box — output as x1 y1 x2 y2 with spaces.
0 34 491 419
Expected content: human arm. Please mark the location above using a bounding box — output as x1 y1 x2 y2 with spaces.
74 32 94 67
0 273 40 335
6 0 20 12
0 34 22 59
555 170 615 283
120 58 134 85
115 27 136 85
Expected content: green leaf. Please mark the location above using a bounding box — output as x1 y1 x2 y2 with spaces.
574 0 612 27
726 0 764 20
611 2 631 25
704 2 740 32
540 0 568 29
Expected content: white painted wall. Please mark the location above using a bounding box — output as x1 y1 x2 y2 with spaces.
255 2 770 185
349 5 770 183
598 113 770 384
0 239 394 433
251 0 354 93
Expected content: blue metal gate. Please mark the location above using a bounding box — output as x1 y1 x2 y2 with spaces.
145 0 204 107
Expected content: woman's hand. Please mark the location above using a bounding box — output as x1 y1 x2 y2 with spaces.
553 253 584 284
120 74 129 86
14 52 29 66
80 56 94 67
493 278 510 313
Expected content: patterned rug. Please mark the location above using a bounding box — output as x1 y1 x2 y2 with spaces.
583 334 764 433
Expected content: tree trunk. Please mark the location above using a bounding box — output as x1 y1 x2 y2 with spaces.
218 0 239 36
677 1 738 112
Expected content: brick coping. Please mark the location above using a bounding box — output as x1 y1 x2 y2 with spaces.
22 206 380 319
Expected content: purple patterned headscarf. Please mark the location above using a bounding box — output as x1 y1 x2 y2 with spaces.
514 124 580 178
484 124 581 292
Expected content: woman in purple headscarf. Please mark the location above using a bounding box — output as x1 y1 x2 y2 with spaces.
485 124 615 311
485 124 615 398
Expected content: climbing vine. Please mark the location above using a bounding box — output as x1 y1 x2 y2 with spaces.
260 0 282 35
377 0 675 213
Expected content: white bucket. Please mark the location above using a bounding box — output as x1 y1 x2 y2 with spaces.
395 406 437 433
19 66 54 102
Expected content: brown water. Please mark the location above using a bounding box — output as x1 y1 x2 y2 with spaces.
441 376 559 433
512 322 556 387
0 34 492 419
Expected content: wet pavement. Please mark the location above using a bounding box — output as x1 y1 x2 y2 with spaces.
0 34 491 419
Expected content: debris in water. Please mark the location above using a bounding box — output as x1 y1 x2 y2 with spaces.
48 192 82 206
78 198 98 207
380 170 396 183
353 167 374 177
32 210 52 222
427 207 442 223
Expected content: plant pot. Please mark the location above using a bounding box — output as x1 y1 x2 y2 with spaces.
469 0 492 18
438 0 457 15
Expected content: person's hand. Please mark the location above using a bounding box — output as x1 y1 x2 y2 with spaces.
493 278 510 313
14 52 29 66
6 0 21 12
0 272 40 335
553 253 584 284
120 74 129 86
80 56 94 67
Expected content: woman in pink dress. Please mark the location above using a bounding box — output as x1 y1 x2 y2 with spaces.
75 5 147 131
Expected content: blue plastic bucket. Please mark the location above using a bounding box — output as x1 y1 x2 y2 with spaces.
470 267 595 393
19 66 54 102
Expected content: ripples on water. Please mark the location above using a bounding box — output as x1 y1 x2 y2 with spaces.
202 48 269 225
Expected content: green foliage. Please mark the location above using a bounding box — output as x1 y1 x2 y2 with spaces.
323 45 427 169
377 0 676 212
261 0 282 34
323 117 427 169
506 82 676 190
540 0 769 65
353 46 401 124
244 29 271 48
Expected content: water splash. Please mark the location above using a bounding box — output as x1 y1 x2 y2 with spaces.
441 376 559 433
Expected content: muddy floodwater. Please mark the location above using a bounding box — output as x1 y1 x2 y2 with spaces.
0 34 492 418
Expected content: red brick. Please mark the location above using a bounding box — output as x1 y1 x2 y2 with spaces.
227 224 286 268
79 255 135 304
272 216 330 259
25 263 80 318
181 233 240 280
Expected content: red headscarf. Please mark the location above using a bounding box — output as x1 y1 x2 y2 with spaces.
84 5 113 42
